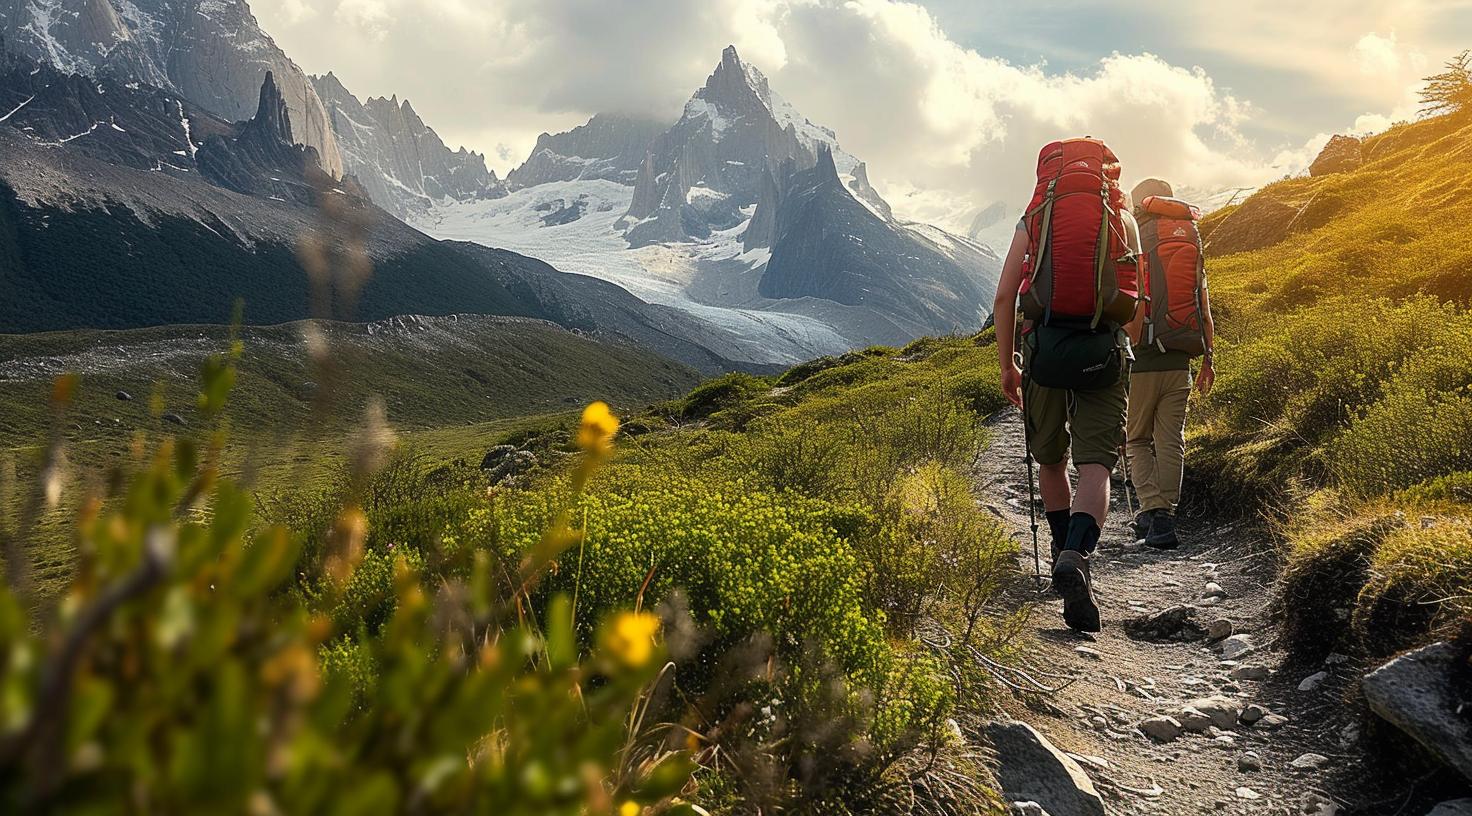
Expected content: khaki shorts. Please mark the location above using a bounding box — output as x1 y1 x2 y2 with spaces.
1023 360 1128 470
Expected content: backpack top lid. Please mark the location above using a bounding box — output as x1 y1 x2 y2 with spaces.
1140 195 1201 221
1036 138 1122 184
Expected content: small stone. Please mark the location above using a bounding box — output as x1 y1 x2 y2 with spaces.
1239 704 1268 725
1010 802 1050 816
1302 792 1342 815
115 390 133 401
1238 751 1262 772
1139 716 1183 742
1198 596 1222 607
1089 715 1108 730
1204 582 1228 598
1178 707 1214 733
1220 634 1255 660
1186 695 1242 730
1236 786 1261 800
1075 646 1102 659
1324 652 1350 666
1205 619 1234 641
1259 713 1289 730
1213 734 1238 749
1298 670 1329 692
1230 664 1270 681
1291 753 1329 771
162 412 186 426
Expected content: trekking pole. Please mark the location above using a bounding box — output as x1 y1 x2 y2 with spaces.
1015 351 1042 586
1119 444 1137 518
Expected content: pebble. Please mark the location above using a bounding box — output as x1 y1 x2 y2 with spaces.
1139 716 1183 742
1236 786 1261 800
1178 707 1214 733
1206 618 1234 641
1075 646 1102 659
1240 704 1268 725
1220 634 1256 660
1203 581 1228 598
1187 695 1242 730
1213 734 1238 749
1238 751 1262 772
1298 670 1329 692
1258 713 1289 730
1089 715 1108 730
1230 664 1270 681
1291 753 1329 771
1198 596 1222 607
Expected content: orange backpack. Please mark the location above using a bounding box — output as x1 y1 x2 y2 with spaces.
1019 138 1139 329
1138 195 1206 356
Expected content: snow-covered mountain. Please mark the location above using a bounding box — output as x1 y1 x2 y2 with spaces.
312 71 506 218
414 46 999 362
506 113 664 190
0 0 344 177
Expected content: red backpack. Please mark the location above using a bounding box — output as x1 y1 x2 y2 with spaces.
1137 195 1207 356
1019 138 1139 328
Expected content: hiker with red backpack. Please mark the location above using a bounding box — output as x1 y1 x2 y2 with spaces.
995 138 1141 633
1125 178 1216 548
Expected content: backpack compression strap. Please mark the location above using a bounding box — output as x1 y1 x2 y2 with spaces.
1091 183 1110 329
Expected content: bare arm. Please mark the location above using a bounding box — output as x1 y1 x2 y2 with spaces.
995 226 1028 406
1196 280 1216 395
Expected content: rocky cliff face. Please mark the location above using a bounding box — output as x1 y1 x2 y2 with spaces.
757 145 998 337
621 45 869 247
506 112 663 190
0 0 344 177
312 71 504 217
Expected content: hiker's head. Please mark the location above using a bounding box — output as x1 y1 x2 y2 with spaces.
1130 178 1173 207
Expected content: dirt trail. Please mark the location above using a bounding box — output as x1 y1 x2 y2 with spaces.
974 409 1374 816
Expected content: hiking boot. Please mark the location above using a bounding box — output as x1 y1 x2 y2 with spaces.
1145 510 1180 550
1133 511 1153 541
1051 549 1102 633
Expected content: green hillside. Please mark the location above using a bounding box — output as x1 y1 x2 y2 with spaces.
1198 109 1472 658
0 316 701 594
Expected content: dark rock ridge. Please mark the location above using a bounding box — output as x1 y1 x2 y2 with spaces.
312 71 506 217
1309 134 1364 177
0 0 344 176
755 145 997 340
506 112 665 190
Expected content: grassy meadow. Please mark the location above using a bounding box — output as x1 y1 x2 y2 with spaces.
1197 107 1472 658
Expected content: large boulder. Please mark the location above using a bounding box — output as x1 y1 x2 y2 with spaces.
1363 641 1472 782
1309 135 1364 177
985 720 1106 816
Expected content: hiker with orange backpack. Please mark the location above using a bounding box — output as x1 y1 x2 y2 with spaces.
1124 178 1216 549
995 138 1141 633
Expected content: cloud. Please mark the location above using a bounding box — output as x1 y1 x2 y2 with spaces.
250 0 1436 236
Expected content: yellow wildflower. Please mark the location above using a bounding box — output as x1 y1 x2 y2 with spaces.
619 802 641 816
578 401 620 456
603 611 660 668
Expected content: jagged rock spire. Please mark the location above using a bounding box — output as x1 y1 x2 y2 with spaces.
252 71 292 142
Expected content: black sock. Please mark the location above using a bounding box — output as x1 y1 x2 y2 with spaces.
1046 509 1071 551
1064 512 1102 555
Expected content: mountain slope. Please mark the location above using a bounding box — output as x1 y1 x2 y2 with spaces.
758 146 995 339
312 71 506 217
0 0 344 176
1191 112 1472 671
0 51 755 374
506 112 664 190
417 46 999 361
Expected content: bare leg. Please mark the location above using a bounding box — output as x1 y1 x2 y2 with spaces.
1072 463 1111 523
1038 461 1072 512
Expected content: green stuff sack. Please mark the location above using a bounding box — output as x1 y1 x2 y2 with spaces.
1025 323 1128 391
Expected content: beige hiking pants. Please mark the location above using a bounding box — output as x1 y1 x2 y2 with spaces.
1126 369 1191 513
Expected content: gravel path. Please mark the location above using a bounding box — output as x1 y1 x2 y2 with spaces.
974 409 1374 816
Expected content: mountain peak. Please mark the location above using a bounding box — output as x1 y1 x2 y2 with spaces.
253 71 291 141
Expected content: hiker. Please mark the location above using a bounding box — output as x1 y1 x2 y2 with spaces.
1124 178 1216 549
995 138 1141 633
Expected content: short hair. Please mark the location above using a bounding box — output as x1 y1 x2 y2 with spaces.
1131 178 1174 204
